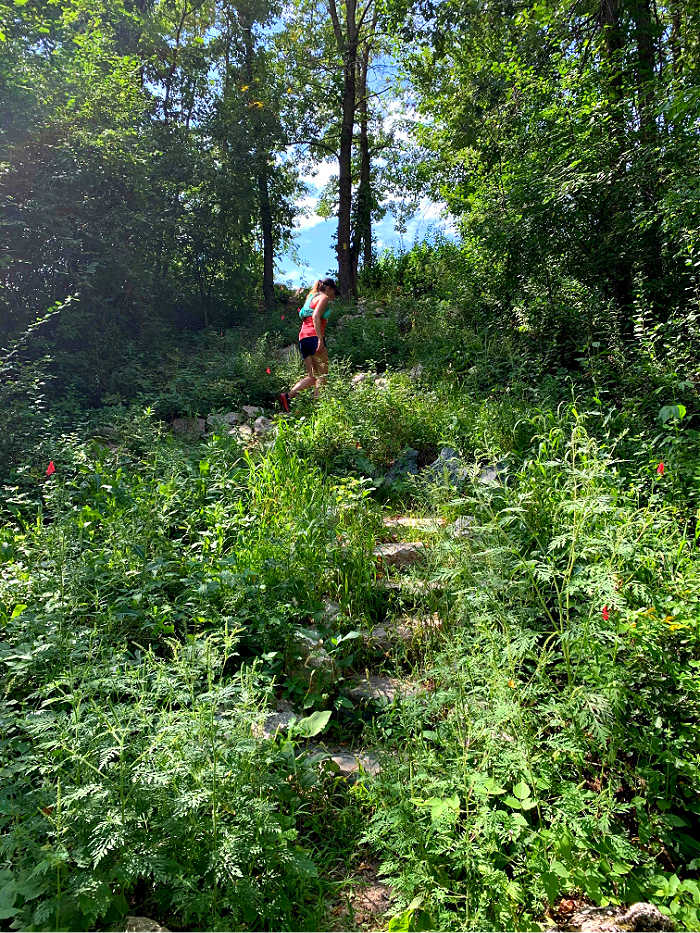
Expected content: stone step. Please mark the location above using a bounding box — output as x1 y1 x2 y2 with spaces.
367 612 443 651
383 516 444 533
377 574 443 595
345 674 421 704
373 541 425 568
309 747 382 778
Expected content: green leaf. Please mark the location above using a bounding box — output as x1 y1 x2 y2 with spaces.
10 604 27 619
659 404 686 423
294 709 331 738
513 780 531 799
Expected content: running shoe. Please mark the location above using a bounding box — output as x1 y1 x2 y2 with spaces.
278 391 291 412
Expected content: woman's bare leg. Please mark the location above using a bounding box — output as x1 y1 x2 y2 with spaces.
289 356 316 397
311 347 329 399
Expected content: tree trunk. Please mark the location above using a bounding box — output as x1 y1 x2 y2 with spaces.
243 23 275 308
350 35 372 289
328 0 358 298
600 0 635 332
632 0 664 313
258 158 275 308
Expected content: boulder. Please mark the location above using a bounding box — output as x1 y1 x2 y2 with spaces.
207 411 243 429
374 376 389 389
479 460 508 485
423 446 469 488
384 448 419 485
351 371 371 387
277 344 298 361
241 404 264 418
374 541 425 568
409 363 424 381
231 423 254 440
171 416 205 439
253 415 274 436
125 919 169 932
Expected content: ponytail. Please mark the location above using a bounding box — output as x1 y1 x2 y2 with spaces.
307 277 337 301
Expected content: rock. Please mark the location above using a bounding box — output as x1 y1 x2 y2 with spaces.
326 749 382 778
409 363 424 381
423 446 469 488
125 919 169 932
323 600 342 624
170 416 205 439
374 541 425 568
207 411 243 429
253 700 298 740
346 674 421 704
557 902 674 933
384 448 419 485
479 460 508 485
450 516 473 537
231 423 254 439
383 515 443 533
351 371 371 387
619 904 674 931
241 404 264 418
277 344 298 361
368 613 442 651
253 415 274 436
379 578 442 595
374 376 388 389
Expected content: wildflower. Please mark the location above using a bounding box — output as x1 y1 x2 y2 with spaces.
657 462 665 475
507 679 515 688
46 461 56 477
281 314 285 320
602 605 610 621
266 367 271 374
668 623 683 632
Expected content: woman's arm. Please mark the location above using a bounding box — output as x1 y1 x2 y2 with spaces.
312 295 328 347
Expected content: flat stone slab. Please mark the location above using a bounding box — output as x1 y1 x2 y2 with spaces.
383 516 444 533
346 675 421 704
379 577 443 595
374 542 425 567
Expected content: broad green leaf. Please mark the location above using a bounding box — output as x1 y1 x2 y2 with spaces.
294 709 331 738
513 780 531 799
658 404 686 423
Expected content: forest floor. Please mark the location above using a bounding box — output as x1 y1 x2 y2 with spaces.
2 296 700 932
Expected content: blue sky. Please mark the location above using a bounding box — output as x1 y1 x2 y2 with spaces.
275 165 457 287
275 90 457 288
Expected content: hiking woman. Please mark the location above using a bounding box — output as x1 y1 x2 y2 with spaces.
279 278 337 411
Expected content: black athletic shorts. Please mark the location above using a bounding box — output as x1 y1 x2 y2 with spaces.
299 336 322 358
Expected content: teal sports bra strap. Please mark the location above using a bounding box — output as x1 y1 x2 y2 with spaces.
299 294 331 320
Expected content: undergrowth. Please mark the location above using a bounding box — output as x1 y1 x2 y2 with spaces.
2 294 700 930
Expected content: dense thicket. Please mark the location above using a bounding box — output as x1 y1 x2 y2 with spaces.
385 0 700 361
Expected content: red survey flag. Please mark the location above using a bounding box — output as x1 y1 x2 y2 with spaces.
46 461 56 477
